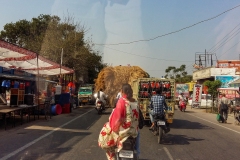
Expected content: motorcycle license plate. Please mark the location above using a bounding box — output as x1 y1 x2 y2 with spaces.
157 121 165 125
82 99 88 103
119 150 134 158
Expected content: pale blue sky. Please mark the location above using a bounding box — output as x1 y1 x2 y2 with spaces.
1 0 240 77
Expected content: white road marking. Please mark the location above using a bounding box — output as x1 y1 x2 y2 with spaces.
163 147 174 160
187 113 240 134
0 108 95 160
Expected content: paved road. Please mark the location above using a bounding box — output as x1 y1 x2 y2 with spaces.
0 105 240 160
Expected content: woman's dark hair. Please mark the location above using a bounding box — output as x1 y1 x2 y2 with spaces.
122 83 133 100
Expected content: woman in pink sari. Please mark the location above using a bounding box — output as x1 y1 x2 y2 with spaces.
106 84 140 160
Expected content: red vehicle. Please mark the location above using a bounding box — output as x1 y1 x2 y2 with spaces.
179 100 187 112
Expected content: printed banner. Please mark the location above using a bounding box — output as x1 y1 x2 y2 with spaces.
175 83 189 98
192 84 203 108
215 76 239 88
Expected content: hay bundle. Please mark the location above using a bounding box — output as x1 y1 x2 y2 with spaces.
94 66 149 107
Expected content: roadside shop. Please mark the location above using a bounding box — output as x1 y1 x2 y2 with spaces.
0 39 74 130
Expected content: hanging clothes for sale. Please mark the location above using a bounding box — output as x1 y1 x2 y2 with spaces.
19 82 25 89
14 81 19 88
5 80 11 88
1 80 6 87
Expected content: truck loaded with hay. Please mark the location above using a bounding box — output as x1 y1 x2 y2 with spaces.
94 65 175 124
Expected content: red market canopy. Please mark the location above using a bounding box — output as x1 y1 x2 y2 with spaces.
0 40 74 75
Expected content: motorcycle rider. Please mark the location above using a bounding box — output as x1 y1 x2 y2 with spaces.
178 92 186 107
148 88 168 131
94 88 107 110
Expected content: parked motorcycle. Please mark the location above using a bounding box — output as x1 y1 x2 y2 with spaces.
95 99 105 114
179 100 187 112
233 106 240 125
116 136 138 160
151 114 170 144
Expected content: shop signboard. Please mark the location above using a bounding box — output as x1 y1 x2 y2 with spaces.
218 88 239 99
175 83 189 98
215 76 240 88
217 60 240 75
210 68 236 76
193 68 211 80
192 84 202 108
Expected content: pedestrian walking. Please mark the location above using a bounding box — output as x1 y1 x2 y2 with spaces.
218 93 230 123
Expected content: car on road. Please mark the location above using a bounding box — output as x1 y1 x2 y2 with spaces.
188 94 213 108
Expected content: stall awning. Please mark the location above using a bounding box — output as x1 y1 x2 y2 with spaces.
0 40 74 75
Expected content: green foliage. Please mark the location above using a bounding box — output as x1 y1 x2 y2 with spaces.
164 64 192 83
203 80 222 98
0 14 106 83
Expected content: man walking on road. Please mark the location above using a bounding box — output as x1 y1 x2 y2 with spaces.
218 93 230 123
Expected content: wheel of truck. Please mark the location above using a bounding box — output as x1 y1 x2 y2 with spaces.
158 127 163 144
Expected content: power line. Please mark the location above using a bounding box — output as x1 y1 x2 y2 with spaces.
208 22 240 52
95 4 240 46
104 46 193 62
218 40 240 59
211 28 240 53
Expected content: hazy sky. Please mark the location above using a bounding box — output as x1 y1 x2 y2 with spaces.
1 0 240 77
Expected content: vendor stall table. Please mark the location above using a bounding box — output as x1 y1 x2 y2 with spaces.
0 105 37 130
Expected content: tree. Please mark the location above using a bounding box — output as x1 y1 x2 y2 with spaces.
164 64 192 83
203 80 222 111
203 80 222 98
0 14 106 83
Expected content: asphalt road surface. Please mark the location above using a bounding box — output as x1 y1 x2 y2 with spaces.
0 105 240 160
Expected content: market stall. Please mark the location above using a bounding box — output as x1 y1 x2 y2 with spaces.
0 39 74 129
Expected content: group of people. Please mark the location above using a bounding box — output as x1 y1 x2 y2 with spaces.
97 84 169 160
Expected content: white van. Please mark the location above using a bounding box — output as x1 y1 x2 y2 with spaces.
188 94 213 108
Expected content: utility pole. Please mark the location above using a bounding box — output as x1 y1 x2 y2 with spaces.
205 49 207 68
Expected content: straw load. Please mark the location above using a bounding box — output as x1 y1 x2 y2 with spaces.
94 66 149 107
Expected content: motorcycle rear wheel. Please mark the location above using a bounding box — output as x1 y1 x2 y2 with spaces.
158 127 163 144
98 109 102 115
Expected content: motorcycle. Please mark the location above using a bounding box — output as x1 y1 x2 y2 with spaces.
179 100 187 112
95 99 105 114
116 136 138 160
233 106 240 125
151 114 170 144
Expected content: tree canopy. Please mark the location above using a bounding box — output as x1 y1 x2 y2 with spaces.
164 64 192 83
0 14 106 83
203 80 222 98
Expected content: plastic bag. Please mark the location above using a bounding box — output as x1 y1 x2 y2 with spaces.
216 114 221 121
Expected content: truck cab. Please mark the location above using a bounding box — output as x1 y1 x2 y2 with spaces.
78 84 95 105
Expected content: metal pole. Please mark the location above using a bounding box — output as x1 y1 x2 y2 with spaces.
205 49 207 68
37 53 40 105
59 48 63 86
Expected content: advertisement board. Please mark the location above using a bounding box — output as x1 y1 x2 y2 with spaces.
217 60 240 74
218 88 239 99
210 68 236 76
215 76 240 88
175 83 189 98
192 84 203 108
193 68 211 80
